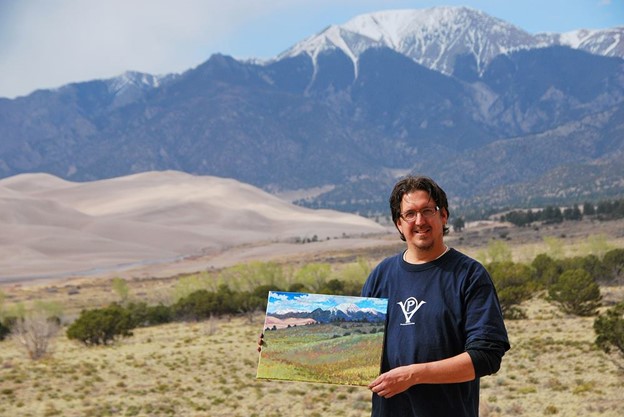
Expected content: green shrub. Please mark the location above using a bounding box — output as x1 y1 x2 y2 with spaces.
548 269 602 316
173 285 237 320
488 261 536 318
318 279 345 295
287 282 307 292
603 248 624 283
66 305 134 345
532 254 562 287
0 319 10 341
125 302 172 327
594 302 624 357
559 255 611 284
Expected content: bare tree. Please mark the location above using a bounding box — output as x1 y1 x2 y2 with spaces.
13 303 62 360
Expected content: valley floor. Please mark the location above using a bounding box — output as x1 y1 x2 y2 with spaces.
0 218 623 416
0 297 623 417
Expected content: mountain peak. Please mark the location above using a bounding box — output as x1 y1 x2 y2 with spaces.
331 303 361 315
536 27 624 58
277 6 537 75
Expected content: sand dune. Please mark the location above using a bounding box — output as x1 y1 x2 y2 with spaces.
0 171 388 281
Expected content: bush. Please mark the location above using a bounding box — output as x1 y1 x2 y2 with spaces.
13 314 60 359
548 269 602 316
125 302 172 327
594 302 624 357
287 282 307 292
603 248 624 283
10 301 63 360
173 285 237 321
559 255 611 284
532 254 561 287
233 285 280 323
0 319 10 341
67 305 135 346
488 261 536 318
318 279 345 295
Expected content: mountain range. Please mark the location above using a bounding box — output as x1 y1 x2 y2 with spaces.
269 303 386 325
1 6 623 215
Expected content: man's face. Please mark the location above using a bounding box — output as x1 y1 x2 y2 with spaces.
396 190 448 253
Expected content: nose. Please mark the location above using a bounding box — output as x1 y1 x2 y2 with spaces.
413 212 427 224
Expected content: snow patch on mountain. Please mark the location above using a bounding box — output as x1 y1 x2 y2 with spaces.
278 6 538 76
330 303 361 315
106 71 165 96
536 27 624 58
275 6 624 78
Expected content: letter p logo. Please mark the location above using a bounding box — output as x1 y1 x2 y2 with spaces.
397 297 426 325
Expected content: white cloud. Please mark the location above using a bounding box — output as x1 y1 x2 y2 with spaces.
0 0 290 98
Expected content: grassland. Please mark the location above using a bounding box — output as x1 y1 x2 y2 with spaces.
1 218 623 416
0 295 622 417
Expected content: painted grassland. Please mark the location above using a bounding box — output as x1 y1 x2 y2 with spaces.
257 322 385 386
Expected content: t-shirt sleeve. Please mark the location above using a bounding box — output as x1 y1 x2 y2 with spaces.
466 339 508 377
463 263 511 351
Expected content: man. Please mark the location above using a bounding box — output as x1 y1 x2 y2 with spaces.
362 175 509 417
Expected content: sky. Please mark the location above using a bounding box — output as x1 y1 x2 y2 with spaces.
0 0 622 99
266 292 387 314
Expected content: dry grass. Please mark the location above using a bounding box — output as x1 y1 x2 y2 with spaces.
0 316 372 417
1 218 623 416
0 295 623 417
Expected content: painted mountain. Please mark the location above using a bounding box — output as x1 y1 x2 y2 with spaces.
267 302 387 327
1 6 623 213
264 292 388 328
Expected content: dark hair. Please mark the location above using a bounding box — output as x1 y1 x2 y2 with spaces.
389 175 450 241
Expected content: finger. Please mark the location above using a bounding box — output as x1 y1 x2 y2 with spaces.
257 333 265 352
382 390 396 399
368 376 383 390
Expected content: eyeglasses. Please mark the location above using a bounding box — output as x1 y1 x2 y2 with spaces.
400 206 439 222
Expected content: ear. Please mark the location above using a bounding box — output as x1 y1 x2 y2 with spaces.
395 220 406 241
395 218 404 235
441 207 449 220
440 207 449 224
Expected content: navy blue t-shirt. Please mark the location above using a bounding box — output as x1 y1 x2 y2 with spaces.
361 248 509 417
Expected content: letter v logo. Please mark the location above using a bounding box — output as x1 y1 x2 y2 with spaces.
397 297 426 325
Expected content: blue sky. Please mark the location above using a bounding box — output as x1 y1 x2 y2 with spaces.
267 291 388 315
0 0 622 99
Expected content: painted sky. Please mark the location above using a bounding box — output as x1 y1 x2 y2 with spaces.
266 291 388 315
0 0 622 99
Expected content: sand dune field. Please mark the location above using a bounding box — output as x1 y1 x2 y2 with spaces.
0 171 391 282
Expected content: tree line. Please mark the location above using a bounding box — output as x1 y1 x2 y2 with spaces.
499 198 624 227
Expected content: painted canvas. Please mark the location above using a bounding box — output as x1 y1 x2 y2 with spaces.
256 291 388 386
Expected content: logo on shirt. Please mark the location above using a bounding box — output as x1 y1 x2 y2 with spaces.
397 297 426 325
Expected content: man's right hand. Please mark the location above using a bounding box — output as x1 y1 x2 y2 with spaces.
257 333 264 352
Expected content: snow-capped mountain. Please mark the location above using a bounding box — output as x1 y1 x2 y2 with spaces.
277 6 623 77
330 303 361 315
106 71 168 96
269 304 386 324
536 27 624 58
279 7 540 76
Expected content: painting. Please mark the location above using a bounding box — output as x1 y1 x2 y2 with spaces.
256 291 388 386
